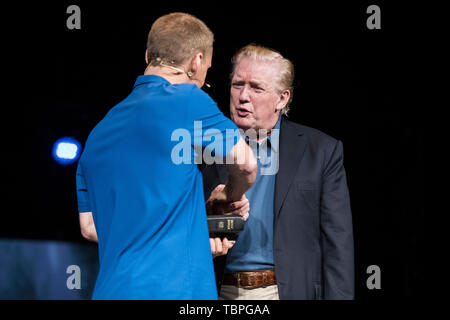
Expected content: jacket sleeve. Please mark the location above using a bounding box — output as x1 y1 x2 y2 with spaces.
320 140 355 299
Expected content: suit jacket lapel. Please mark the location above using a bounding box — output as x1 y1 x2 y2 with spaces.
274 117 307 219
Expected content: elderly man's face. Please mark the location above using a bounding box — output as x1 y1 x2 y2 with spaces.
230 57 288 133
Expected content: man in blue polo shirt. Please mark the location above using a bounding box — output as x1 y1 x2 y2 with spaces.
76 13 257 300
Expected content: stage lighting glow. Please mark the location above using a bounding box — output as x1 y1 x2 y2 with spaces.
57 142 78 159
52 137 81 164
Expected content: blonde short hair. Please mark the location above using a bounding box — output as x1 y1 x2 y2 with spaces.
146 12 214 67
231 44 295 115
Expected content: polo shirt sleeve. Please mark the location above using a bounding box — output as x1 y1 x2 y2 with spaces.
188 88 240 159
76 160 92 212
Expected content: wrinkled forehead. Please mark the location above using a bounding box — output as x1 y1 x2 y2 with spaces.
233 57 280 86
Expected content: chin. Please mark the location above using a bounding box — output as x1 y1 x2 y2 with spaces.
234 119 252 131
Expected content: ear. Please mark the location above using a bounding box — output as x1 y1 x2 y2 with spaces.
189 52 204 75
145 49 149 65
275 89 291 112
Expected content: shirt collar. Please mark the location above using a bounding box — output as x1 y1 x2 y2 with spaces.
267 115 281 153
245 115 281 153
133 74 171 88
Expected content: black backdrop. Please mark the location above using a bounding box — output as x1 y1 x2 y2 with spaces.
3 1 423 299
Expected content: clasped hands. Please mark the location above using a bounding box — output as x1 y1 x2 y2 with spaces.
205 184 249 258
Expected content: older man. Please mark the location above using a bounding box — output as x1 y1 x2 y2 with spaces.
202 44 354 300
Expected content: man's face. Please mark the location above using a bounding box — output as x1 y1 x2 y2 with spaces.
230 57 287 132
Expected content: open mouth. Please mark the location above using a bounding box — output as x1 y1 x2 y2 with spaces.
236 108 250 117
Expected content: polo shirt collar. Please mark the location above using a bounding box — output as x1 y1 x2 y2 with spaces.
133 74 171 88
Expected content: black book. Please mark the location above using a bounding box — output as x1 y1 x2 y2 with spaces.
207 215 245 241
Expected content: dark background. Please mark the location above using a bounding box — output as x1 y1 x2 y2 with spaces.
3 1 423 299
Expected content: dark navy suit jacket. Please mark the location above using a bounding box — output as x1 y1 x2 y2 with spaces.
201 116 355 299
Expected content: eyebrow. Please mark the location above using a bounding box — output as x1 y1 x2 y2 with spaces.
249 80 266 88
232 77 267 88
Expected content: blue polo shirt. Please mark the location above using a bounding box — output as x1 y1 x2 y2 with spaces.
76 75 238 299
224 116 281 273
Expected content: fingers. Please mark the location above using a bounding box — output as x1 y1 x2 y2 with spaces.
235 202 250 217
206 185 227 208
205 185 228 215
214 184 226 192
210 237 221 256
215 237 223 254
210 237 231 258
229 199 248 210
224 198 250 221
210 238 215 255
221 238 229 255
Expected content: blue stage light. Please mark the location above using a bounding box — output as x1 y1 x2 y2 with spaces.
52 137 81 164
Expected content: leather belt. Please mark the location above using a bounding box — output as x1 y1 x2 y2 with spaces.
222 270 277 289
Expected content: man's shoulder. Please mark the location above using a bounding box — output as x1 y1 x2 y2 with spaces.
281 117 339 148
174 83 215 104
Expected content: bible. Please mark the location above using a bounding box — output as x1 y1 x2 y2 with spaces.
207 215 245 247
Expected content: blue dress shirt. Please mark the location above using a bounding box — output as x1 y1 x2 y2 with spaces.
225 116 281 273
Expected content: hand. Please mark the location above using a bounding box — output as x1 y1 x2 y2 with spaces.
205 184 228 213
210 237 235 258
205 184 250 221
